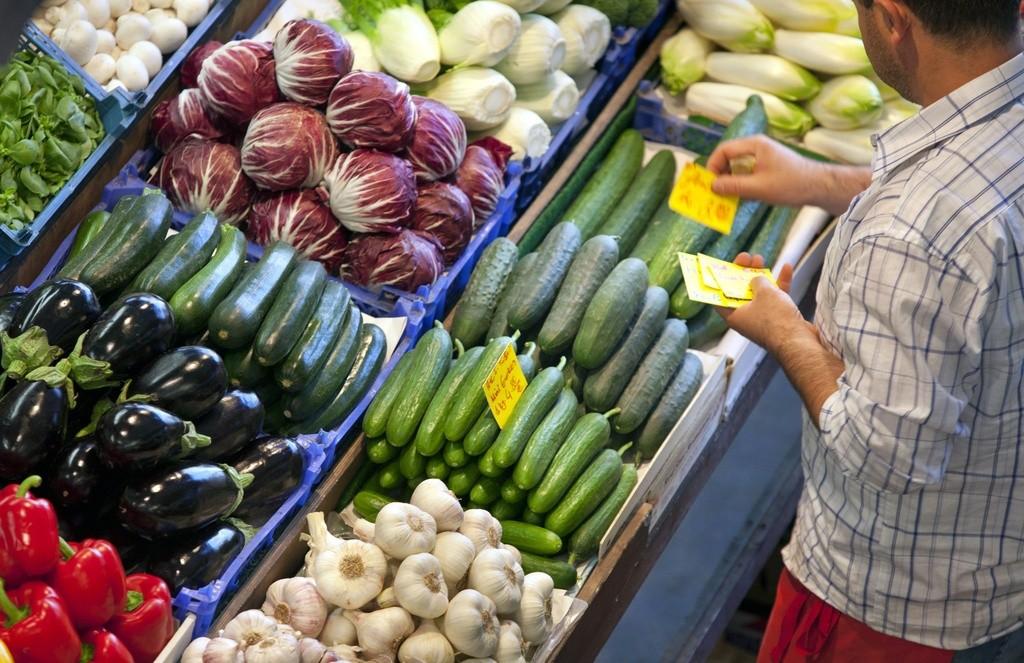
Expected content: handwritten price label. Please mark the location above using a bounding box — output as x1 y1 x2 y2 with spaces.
484 344 528 429
668 162 739 235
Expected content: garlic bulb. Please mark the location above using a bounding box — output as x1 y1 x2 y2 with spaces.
299 637 327 663
468 548 524 615
459 510 502 554
374 503 437 559
411 479 464 532
461 660 498 663
375 586 398 609
262 577 328 638
515 572 553 643
393 553 449 618
398 620 455 663
203 638 245 662
340 504 375 543
320 609 357 646
494 621 526 663
181 637 209 663
501 544 522 564
433 531 476 594
307 512 388 609
443 589 500 658
223 609 279 650
243 629 300 662
344 607 415 657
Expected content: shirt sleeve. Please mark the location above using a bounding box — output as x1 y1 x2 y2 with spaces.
817 234 986 494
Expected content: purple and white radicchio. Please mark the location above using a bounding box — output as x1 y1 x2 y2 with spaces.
151 88 227 152
409 182 474 265
248 189 349 272
180 40 222 89
197 40 281 126
455 137 512 226
325 71 417 152
341 229 444 291
323 150 416 233
273 19 353 106
154 138 255 224
241 102 337 191
406 96 467 182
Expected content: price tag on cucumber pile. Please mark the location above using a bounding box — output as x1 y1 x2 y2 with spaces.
679 253 776 309
484 344 528 429
669 162 740 235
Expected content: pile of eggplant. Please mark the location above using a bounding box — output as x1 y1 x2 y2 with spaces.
0 278 311 594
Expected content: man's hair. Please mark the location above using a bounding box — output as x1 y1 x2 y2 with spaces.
859 0 1021 40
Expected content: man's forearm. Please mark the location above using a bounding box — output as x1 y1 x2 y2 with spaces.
770 321 845 428
811 164 873 217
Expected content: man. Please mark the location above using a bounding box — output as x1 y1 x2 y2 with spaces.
706 0 1024 661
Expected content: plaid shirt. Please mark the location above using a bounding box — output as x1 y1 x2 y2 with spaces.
783 52 1024 650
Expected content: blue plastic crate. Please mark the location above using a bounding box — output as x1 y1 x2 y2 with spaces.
634 79 726 156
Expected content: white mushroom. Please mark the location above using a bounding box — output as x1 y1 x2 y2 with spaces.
110 45 123 58
144 8 172 22
41 0 66 8
115 13 151 48
48 2 88 29
58 19 98 65
108 0 131 17
132 0 151 11
51 28 67 44
82 0 111 28
32 18 55 35
85 52 116 83
149 16 186 53
173 0 208 27
149 0 173 7
128 40 162 77
115 53 150 90
95 29 115 53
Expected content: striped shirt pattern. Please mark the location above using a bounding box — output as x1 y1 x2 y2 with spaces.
783 52 1024 650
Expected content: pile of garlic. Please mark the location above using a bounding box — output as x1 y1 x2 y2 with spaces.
30 0 216 93
185 480 557 663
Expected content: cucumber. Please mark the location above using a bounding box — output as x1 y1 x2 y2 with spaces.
563 360 587 402
399 441 426 480
169 226 247 336
501 477 526 504
60 196 137 279
426 456 450 480
464 408 501 456
66 210 109 263
544 445 627 537
537 235 620 356
209 241 298 349
638 352 704 459
573 258 649 369
354 490 393 521
561 129 645 240
415 344 485 456
630 201 718 269
276 281 351 392
508 223 582 332
478 447 503 477
517 343 539 381
513 388 578 490
363 348 418 439
490 499 521 521
367 437 398 464
338 461 377 511
488 253 538 341
518 97 638 255
448 465 480 497
519 552 577 590
492 360 568 469
130 211 220 300
253 260 327 367
747 206 799 266
443 334 518 443
470 477 502 505
501 521 563 556
80 193 173 295
569 463 638 562
527 408 618 514
451 239 519 348
597 150 677 255
284 304 362 421
223 345 271 389
443 440 470 468
614 319 690 434
522 508 545 526
583 286 669 412
687 306 729 348
378 461 403 490
387 323 453 447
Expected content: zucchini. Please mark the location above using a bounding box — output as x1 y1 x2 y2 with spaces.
443 440 470 468
492 360 568 469
527 408 618 514
60 196 137 279
477 447 503 478
253 260 327 367
583 286 669 412
537 235 620 356
399 441 426 480
544 444 627 537
561 129 645 240
415 344 485 456
425 456 450 480
367 437 398 464
443 334 519 443
209 241 298 349
354 490 393 521
490 499 521 521
276 280 351 392
508 223 582 332
513 388 578 490
747 206 799 267
387 323 453 447
519 552 577 590
573 258 649 369
284 304 362 421
470 476 502 505
448 465 480 497
638 351 704 459
597 150 677 254
66 210 109 263
687 306 728 348
378 461 403 490
501 477 527 504
223 345 271 389
80 192 173 295
614 319 690 435
130 211 220 300
488 253 538 341
451 239 519 348
569 463 638 562
363 348 418 439
169 225 247 336
501 521 563 556
522 508 545 526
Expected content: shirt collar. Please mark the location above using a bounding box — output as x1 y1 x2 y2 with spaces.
870 52 1024 176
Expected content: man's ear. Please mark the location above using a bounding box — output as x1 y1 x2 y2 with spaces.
873 0 914 45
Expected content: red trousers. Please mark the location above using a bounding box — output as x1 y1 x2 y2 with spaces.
757 568 954 663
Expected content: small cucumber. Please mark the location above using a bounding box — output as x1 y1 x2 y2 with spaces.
470 477 502 505
399 441 427 480
501 477 527 504
563 360 587 402
363 348 418 439
66 210 110 264
367 437 399 464
448 465 481 497
426 456 450 480
354 490 393 522
130 211 220 300
464 408 501 456
169 225 247 336
527 408 618 514
519 551 577 590
209 241 297 349
443 440 470 468
513 388 578 490
490 499 521 521
452 238 519 348
614 319 690 435
378 461 403 489
478 447 503 478
544 445 628 537
492 360 568 469
687 305 728 348
630 201 717 270
284 304 362 421
561 129 645 240
747 206 799 267
508 223 582 332
276 280 351 392
223 345 271 389
569 463 638 562
501 520 563 556
80 193 174 295
488 252 538 341
522 508 545 526
253 260 328 367
573 258 649 369
638 352 704 459
415 344 485 456
443 334 518 443
387 323 453 447
517 342 539 380
338 462 378 512
597 150 677 254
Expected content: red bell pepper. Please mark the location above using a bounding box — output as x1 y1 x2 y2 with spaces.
107 574 174 663
51 538 128 630
80 629 135 663
0 580 81 663
0 476 60 583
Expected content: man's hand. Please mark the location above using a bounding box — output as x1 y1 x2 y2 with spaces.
715 253 809 355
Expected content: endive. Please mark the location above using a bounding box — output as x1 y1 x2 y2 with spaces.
748 0 856 32
478 107 552 159
495 14 566 84
685 82 815 137
807 74 884 130
342 0 441 82
705 52 821 101
803 126 875 165
772 30 870 75
676 0 774 53
423 67 516 130
659 28 713 95
553 5 611 76
435 0 522 67
514 70 580 123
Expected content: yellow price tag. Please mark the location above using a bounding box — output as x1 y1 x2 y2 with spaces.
679 253 776 309
668 162 739 235
484 344 528 429
698 253 775 300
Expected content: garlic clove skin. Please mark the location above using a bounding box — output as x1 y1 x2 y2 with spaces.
181 637 209 663
242 629 300 662
433 531 477 595
411 479 464 532
393 552 449 619
203 637 245 662
459 510 502 554
307 512 388 610
515 572 554 644
501 544 522 565
494 621 526 663
320 608 357 646
262 577 328 639
468 548 524 616
223 609 279 650
374 503 437 560
298 637 327 663
443 589 500 658
460 659 498 663
344 607 415 657
398 620 455 663
374 586 398 609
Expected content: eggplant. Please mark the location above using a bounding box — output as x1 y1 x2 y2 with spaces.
0 293 25 334
193 390 265 461
53 437 117 508
128 346 228 419
230 436 307 523
0 380 68 480
118 462 251 539
10 279 101 352
97 402 210 472
78 293 176 380
146 522 246 593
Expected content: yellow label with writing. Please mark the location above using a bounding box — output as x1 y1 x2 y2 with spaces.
484 344 528 429
698 253 775 300
668 162 740 235
679 253 772 309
